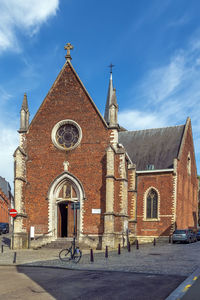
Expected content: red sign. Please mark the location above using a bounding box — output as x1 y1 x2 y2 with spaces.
9 209 18 218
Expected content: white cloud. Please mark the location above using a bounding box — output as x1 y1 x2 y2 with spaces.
0 126 18 192
0 86 12 102
118 110 166 130
0 0 59 53
139 53 185 104
119 36 200 171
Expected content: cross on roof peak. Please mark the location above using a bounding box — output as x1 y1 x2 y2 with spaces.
64 42 74 61
108 63 115 73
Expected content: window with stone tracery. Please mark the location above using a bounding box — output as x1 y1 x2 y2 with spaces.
58 182 78 201
146 189 158 219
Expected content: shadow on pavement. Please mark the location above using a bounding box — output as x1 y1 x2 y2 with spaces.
16 266 186 300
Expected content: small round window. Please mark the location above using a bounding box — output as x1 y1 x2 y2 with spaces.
52 120 82 151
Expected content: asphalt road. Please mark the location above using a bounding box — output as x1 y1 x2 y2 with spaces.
0 266 186 300
181 276 200 300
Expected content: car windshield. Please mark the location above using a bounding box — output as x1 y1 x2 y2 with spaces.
174 230 186 234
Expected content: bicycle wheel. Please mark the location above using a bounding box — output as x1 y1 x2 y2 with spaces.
59 248 71 262
73 248 82 263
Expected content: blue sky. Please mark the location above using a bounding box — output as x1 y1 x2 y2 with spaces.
0 0 200 190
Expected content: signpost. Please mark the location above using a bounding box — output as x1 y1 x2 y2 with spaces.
71 202 80 252
71 202 80 210
9 209 18 218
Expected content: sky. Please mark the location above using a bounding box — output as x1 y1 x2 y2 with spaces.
0 0 200 191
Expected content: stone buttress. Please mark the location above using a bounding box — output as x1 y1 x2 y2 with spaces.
13 94 29 249
103 71 134 248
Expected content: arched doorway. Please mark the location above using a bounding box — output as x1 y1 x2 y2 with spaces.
57 182 79 238
47 172 85 240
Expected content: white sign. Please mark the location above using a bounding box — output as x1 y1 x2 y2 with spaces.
30 226 35 238
92 209 101 214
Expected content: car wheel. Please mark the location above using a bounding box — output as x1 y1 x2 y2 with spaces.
172 241 175 244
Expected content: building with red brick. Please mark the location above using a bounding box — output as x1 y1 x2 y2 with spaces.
13 44 198 249
0 177 12 225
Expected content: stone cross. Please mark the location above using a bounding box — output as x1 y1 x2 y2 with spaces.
63 161 69 171
64 43 74 61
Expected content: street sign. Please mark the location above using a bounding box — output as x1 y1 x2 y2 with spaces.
71 202 80 210
9 209 18 218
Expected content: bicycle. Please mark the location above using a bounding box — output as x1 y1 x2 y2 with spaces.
59 240 82 263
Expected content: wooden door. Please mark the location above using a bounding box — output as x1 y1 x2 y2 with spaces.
58 205 61 237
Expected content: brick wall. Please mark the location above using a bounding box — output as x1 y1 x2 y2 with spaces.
0 188 10 223
136 172 174 237
23 62 110 235
176 120 198 230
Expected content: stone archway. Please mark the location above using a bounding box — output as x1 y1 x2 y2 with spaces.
47 172 85 239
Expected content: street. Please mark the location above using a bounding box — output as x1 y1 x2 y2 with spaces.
1 235 200 299
0 266 186 300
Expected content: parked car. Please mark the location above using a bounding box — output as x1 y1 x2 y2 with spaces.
196 229 200 241
172 229 196 244
0 223 9 234
0 226 2 235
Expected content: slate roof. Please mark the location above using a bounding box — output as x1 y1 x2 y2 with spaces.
119 125 185 171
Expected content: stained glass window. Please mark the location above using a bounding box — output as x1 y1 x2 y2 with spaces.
146 189 158 219
59 182 78 201
56 124 79 150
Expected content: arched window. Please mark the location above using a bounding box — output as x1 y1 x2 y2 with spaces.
146 189 158 219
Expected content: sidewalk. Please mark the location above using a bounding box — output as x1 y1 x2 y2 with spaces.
0 241 200 277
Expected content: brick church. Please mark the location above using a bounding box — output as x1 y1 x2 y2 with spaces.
13 43 198 249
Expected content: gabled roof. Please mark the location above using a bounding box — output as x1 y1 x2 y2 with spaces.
119 125 185 171
28 60 108 131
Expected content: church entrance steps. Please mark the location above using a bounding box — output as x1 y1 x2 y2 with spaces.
40 238 91 250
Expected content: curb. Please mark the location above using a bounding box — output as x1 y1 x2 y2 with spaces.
0 263 190 277
165 267 200 300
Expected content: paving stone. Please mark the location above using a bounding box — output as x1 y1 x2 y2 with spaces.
1 239 200 276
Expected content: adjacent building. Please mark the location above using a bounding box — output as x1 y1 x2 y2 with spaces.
0 177 12 225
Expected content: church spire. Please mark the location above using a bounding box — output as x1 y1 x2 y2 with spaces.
104 65 118 126
19 93 29 133
21 93 28 111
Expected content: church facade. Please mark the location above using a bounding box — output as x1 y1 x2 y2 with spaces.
13 44 198 249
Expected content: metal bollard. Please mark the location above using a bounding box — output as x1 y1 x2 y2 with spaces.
153 238 156 246
1 245 3 253
90 249 94 263
118 243 121 255
105 246 108 258
136 239 139 250
128 241 131 252
28 234 31 249
13 252 17 264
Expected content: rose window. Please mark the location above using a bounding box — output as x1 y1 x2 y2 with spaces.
51 120 82 151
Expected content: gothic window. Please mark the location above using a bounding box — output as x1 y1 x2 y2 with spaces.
58 182 78 201
146 189 158 219
56 124 79 149
51 119 82 151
